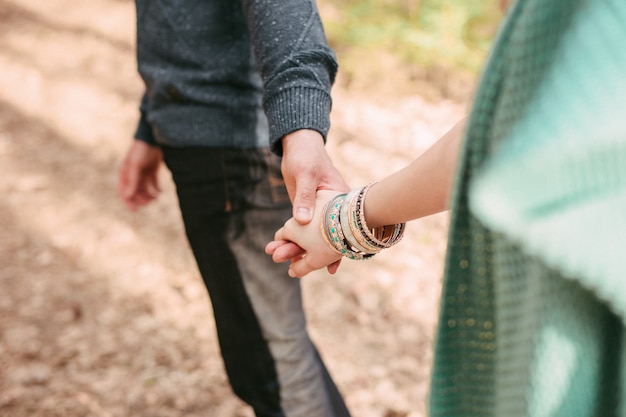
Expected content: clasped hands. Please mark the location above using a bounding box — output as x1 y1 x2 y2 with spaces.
265 190 346 278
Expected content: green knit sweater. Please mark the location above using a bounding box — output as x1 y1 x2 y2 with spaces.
429 0 626 416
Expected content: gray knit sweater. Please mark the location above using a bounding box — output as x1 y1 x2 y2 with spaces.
134 0 337 154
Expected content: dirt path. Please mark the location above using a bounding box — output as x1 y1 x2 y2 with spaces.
0 1 467 416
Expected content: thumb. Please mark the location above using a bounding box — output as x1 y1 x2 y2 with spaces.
292 178 316 225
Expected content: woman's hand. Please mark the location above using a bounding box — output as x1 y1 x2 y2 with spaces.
266 190 344 277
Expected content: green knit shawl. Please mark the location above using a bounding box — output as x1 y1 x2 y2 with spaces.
429 0 626 416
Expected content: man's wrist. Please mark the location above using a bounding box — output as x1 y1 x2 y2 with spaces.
282 129 325 156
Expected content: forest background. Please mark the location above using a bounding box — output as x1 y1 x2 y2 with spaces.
0 0 502 416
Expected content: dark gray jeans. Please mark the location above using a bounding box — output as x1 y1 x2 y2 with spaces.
162 146 351 417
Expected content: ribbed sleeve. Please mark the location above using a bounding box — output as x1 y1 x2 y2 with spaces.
133 93 157 146
134 112 157 146
264 86 332 155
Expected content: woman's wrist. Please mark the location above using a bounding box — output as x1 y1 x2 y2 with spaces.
318 184 406 260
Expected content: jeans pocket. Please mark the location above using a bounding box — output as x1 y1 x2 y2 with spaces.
264 150 291 206
241 148 291 210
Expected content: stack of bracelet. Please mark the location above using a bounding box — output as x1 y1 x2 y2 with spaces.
320 182 405 260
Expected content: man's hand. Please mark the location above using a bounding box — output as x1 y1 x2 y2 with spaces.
281 130 349 224
118 140 162 211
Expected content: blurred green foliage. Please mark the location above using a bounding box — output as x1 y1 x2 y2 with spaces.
321 0 505 92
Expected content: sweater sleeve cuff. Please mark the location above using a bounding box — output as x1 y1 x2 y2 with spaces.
134 111 158 146
265 87 332 156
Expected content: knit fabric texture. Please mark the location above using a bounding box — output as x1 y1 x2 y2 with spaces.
429 0 626 416
134 0 337 154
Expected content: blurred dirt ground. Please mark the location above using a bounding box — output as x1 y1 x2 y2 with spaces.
0 0 470 416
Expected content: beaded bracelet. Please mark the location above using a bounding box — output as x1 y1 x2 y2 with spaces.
320 193 374 260
355 182 406 249
340 189 380 255
320 193 345 256
319 185 406 261
347 185 387 253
